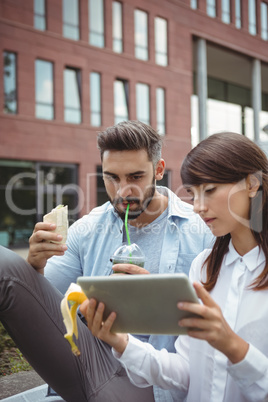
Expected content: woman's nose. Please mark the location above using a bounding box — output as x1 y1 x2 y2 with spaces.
193 195 207 214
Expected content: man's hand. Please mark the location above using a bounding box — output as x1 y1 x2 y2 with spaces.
27 222 67 274
112 263 150 275
80 299 128 355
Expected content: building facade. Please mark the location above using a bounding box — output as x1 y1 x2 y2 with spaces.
0 0 268 248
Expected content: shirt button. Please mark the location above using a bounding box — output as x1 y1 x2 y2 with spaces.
240 258 243 262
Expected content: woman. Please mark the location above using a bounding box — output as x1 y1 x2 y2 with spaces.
80 132 268 402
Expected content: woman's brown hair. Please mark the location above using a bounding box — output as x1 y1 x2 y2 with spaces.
180 132 268 291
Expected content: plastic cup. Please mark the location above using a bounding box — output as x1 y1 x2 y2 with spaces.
110 243 145 273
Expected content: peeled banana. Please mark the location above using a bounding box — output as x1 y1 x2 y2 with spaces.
60 283 87 356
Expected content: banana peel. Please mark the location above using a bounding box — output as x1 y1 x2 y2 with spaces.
61 283 87 356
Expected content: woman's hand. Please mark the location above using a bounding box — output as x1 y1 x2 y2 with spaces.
79 299 129 355
178 282 249 364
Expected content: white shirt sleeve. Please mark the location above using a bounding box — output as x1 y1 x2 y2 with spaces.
113 334 189 396
227 343 268 401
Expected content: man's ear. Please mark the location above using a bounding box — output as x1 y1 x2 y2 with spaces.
247 174 261 198
155 159 165 181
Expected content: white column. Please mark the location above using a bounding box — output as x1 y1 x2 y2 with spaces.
196 38 208 141
252 58 262 143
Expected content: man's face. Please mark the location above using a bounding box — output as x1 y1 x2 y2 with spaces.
102 149 156 220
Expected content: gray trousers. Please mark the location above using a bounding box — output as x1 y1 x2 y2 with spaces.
0 246 154 402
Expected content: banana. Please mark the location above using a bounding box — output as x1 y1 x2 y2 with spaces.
60 283 87 356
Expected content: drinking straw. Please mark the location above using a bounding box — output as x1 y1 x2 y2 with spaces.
125 203 131 246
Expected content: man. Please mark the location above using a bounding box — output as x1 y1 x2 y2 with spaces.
0 121 213 402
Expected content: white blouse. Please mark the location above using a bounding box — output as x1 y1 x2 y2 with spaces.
114 241 268 402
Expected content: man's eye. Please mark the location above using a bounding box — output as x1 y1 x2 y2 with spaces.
104 175 118 182
130 175 142 181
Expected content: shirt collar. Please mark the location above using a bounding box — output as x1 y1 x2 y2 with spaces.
225 240 266 272
157 186 194 219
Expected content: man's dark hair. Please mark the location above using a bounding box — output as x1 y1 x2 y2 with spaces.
97 120 163 166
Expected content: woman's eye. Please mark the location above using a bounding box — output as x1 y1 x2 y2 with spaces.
205 187 216 194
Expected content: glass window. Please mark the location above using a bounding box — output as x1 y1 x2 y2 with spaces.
249 0 257 35
134 9 148 61
155 17 168 66
89 0 104 47
0 160 78 247
222 0 230 24
191 0 198 9
35 59 54 120
235 0 241 28
114 79 129 124
261 2 268 40
34 0 46 30
63 0 80 40
3 51 17 114
64 67 81 124
90 72 101 126
112 1 123 53
207 0 216 17
156 87 165 135
136 83 150 125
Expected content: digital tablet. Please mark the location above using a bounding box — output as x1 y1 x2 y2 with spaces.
77 273 200 335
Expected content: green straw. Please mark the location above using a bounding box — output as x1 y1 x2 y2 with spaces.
125 203 131 246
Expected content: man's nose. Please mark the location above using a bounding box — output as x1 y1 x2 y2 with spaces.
117 182 132 198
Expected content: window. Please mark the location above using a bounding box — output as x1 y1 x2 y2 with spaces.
112 1 123 53
134 10 148 60
222 0 230 24
249 0 257 35
261 2 268 40
191 0 198 9
235 0 241 28
35 59 54 120
64 67 81 124
114 79 129 124
3 51 17 114
90 72 101 126
0 160 78 247
89 0 104 47
63 0 80 40
155 17 168 66
136 83 150 124
207 0 216 17
156 88 165 135
34 0 46 30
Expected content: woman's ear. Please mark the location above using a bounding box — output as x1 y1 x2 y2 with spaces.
247 174 261 198
155 159 165 181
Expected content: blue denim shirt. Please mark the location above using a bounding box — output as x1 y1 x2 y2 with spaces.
45 187 214 402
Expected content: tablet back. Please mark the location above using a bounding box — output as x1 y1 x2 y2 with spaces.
77 273 200 335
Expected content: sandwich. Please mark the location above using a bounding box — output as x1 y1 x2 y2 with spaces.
43 204 68 244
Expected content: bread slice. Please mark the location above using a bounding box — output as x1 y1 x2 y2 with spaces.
43 205 68 244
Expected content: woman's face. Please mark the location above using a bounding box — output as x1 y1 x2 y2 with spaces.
186 181 252 239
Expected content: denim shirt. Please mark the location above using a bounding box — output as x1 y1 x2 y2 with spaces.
45 186 214 402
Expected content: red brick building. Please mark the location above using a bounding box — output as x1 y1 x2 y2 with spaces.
0 0 268 248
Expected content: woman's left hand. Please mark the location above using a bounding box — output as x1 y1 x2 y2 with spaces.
178 282 249 364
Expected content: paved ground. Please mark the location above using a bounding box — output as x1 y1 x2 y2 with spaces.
0 370 45 399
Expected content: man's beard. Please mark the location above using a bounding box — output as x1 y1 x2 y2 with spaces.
109 179 156 221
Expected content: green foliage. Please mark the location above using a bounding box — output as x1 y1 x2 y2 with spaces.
0 322 32 376
0 321 15 354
